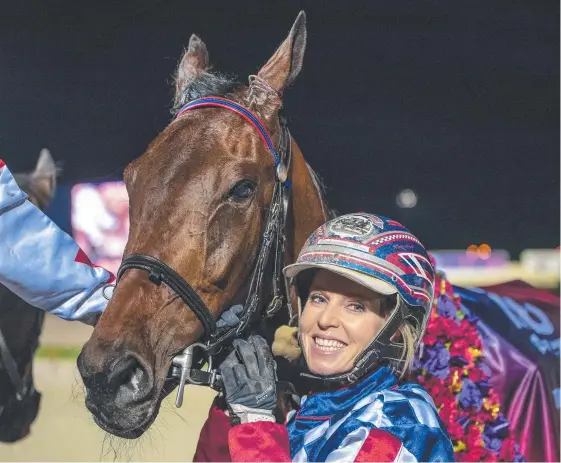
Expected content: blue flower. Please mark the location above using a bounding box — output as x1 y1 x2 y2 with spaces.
458 378 483 410
450 355 469 367
513 443 526 462
486 415 510 439
461 305 479 324
457 415 471 429
436 295 458 320
483 416 510 454
478 379 492 395
483 434 503 454
421 342 450 379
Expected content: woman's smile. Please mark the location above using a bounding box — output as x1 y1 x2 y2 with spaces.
299 270 387 376
311 335 348 352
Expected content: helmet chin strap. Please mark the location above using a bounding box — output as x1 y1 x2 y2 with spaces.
300 294 418 385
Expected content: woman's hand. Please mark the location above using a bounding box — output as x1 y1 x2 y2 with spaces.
219 334 277 425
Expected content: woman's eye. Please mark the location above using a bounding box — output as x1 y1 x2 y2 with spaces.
309 294 327 304
228 180 257 202
348 304 366 313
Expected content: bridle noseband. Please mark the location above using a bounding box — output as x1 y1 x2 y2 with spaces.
117 255 216 336
112 96 293 407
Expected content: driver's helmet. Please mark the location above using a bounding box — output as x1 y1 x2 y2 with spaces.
283 213 435 380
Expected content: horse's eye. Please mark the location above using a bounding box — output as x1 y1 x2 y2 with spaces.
228 180 257 202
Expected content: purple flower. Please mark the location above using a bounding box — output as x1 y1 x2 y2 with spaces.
437 295 458 320
487 415 510 439
461 305 479 324
457 415 471 429
450 355 469 367
513 443 526 462
458 378 483 410
478 379 492 395
479 362 492 377
483 434 503 454
421 342 450 379
483 417 510 454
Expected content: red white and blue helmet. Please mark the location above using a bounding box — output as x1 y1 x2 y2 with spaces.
283 213 436 382
284 213 435 311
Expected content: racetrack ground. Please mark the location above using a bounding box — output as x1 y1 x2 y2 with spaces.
0 316 216 462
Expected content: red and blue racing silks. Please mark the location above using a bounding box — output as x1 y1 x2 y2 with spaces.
197 366 454 462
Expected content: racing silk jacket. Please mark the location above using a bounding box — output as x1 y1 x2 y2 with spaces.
226 366 454 462
0 159 112 325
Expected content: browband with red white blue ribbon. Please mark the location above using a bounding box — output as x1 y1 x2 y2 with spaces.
175 97 289 184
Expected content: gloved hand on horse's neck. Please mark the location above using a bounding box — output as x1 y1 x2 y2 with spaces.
216 304 244 329
219 334 278 425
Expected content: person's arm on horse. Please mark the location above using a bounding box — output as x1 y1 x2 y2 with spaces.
219 334 292 462
0 159 113 325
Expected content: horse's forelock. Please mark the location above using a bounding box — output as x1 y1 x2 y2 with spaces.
172 70 243 114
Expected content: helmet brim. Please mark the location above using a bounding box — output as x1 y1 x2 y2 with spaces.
283 262 398 297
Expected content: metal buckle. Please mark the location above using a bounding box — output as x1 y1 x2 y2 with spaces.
102 283 115 301
171 342 215 407
276 163 288 183
266 295 284 317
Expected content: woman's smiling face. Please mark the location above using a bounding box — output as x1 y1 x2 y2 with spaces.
299 269 387 376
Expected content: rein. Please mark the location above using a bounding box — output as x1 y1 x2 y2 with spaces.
112 96 293 407
0 309 43 409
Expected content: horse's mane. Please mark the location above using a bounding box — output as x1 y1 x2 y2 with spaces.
172 70 242 114
306 163 338 219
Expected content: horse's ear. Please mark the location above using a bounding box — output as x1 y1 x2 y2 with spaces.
256 11 307 94
32 148 57 201
174 34 209 106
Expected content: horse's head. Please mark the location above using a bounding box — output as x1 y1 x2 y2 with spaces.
0 149 57 442
77 12 327 438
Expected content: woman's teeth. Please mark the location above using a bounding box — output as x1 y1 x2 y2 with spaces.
314 337 346 351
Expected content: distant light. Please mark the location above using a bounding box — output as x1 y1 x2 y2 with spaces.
465 244 492 261
466 244 479 260
396 189 418 208
478 244 492 260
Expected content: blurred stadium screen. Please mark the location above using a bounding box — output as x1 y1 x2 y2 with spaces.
430 249 560 289
430 249 511 269
71 181 129 275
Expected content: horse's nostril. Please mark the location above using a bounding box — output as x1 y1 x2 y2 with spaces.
107 355 153 402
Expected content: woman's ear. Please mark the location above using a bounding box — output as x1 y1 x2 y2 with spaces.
389 327 404 344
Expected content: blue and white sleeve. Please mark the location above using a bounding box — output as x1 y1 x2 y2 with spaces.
0 160 113 325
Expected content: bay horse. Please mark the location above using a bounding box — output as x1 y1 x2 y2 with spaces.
0 149 58 442
77 12 328 438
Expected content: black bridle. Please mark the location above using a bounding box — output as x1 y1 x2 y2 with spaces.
113 96 293 407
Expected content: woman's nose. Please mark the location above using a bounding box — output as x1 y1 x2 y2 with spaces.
317 303 340 329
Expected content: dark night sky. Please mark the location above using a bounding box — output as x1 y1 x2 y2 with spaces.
0 0 558 256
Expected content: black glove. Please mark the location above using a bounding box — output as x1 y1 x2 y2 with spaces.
219 334 277 425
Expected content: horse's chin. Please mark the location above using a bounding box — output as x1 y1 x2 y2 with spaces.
93 414 155 439
88 380 177 439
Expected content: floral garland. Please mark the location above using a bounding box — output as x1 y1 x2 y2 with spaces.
412 270 525 462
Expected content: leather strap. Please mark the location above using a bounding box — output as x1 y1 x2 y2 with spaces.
0 327 25 399
117 254 216 338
